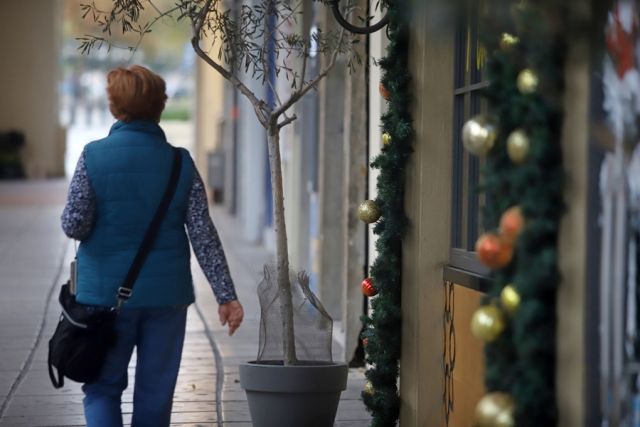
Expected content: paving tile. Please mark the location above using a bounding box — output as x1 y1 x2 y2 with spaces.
0 414 88 427
218 401 252 422
0 372 16 397
170 424 217 427
334 421 371 427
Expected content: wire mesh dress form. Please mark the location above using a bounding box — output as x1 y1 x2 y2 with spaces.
256 265 333 363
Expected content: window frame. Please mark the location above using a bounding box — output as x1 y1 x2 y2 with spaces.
448 1 490 279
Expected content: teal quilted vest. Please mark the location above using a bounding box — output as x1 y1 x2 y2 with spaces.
76 120 195 308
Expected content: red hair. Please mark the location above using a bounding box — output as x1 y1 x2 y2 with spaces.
106 65 167 122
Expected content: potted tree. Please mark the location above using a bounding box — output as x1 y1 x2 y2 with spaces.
80 1 359 425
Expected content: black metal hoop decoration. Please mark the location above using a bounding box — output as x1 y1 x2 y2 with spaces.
328 0 389 35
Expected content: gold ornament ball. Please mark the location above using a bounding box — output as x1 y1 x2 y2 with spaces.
507 129 530 163
470 305 505 342
357 200 381 224
517 68 539 94
494 408 515 427
462 116 497 156
363 382 374 396
382 133 392 146
475 392 515 427
499 33 519 51
500 284 521 314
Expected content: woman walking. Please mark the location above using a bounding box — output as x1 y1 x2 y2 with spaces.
61 65 243 427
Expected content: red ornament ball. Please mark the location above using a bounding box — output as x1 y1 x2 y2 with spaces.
500 206 525 243
475 233 513 270
379 82 391 100
361 277 378 297
362 338 369 347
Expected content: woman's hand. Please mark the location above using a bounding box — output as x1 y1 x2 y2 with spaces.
218 300 244 336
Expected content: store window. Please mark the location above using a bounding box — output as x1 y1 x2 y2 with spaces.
449 1 489 278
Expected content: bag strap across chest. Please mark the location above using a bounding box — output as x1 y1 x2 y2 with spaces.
116 147 182 309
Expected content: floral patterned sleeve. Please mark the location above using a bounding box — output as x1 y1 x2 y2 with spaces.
61 151 96 240
186 170 238 305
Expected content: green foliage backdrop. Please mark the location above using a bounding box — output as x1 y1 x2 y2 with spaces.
361 1 567 426
479 2 566 425
361 2 412 426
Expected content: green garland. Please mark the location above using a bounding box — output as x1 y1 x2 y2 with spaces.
360 2 565 426
479 2 565 426
360 2 412 426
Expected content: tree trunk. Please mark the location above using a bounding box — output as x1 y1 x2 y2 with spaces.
266 119 297 365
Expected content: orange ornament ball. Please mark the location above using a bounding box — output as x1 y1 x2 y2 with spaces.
379 82 391 100
475 233 513 270
500 206 525 243
361 277 378 297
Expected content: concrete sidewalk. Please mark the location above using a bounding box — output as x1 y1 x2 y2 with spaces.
0 179 370 426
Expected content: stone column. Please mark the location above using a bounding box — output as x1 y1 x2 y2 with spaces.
317 6 347 321
341 0 368 362
557 2 590 425
0 1 61 178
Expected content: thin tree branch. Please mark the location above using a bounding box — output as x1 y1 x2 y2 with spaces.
256 0 305 87
277 114 298 130
77 35 132 55
260 0 273 84
192 39 270 127
273 26 346 119
196 0 215 32
266 78 286 109
146 0 162 16
191 6 269 127
273 0 303 35
128 5 181 62
299 42 309 90
259 0 303 85
266 78 296 127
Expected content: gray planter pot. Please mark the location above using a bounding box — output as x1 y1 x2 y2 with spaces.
239 361 349 427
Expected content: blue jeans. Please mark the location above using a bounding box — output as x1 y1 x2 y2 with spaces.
82 306 188 427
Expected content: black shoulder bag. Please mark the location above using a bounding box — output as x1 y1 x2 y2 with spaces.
48 148 182 389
